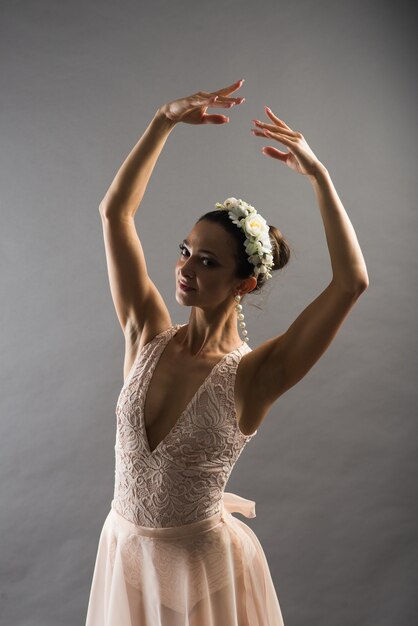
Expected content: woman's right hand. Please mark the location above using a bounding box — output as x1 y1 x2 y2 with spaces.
158 79 246 126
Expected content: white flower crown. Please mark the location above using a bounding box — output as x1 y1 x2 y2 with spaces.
214 197 274 280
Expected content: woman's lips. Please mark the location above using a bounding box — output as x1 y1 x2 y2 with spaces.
178 281 195 292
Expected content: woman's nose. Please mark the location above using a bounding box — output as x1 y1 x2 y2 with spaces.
180 257 196 278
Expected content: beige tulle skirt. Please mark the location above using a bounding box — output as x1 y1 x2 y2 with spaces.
85 492 285 626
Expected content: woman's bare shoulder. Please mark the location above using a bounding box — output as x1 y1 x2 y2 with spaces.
234 337 285 435
123 316 175 382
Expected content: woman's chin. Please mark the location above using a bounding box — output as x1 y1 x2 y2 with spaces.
175 291 194 306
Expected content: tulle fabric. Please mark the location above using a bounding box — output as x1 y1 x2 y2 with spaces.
85 492 285 626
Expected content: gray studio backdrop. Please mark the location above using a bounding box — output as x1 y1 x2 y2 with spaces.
1 1 417 625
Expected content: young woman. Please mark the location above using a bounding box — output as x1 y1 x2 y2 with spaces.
85 79 368 626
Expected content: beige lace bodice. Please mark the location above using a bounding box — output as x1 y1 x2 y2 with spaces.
112 324 258 527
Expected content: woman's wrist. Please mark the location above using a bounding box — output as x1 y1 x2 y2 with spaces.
307 162 330 185
153 106 178 132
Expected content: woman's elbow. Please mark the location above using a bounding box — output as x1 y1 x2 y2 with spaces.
354 275 369 296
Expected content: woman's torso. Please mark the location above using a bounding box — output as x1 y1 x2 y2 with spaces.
113 323 258 527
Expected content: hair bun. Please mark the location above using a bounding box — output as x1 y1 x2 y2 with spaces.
268 225 291 272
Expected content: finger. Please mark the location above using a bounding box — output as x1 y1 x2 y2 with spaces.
212 94 245 103
251 128 267 137
264 106 293 131
203 113 230 124
211 79 245 96
252 120 296 136
263 129 298 143
261 146 290 162
251 128 296 144
210 97 245 107
193 94 244 108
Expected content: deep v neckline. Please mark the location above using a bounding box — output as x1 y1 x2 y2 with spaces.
141 324 245 456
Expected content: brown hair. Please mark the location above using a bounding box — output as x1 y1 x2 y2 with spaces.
196 209 291 291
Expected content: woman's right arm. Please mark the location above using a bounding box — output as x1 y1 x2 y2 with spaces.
98 110 176 347
99 111 176 218
98 82 245 351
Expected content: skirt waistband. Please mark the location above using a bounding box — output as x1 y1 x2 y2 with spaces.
110 501 223 539
110 491 256 539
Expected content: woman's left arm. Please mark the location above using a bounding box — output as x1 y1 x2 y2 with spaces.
307 164 369 291
242 109 369 418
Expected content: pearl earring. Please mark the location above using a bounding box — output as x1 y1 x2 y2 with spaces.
234 294 249 343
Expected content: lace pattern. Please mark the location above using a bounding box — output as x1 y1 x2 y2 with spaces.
113 324 257 528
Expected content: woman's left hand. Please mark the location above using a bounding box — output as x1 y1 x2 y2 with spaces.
251 107 323 176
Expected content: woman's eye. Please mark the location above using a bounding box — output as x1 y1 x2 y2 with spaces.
178 245 215 267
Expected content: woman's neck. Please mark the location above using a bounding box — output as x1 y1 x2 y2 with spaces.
179 310 242 357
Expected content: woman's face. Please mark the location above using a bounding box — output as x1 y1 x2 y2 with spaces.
175 220 241 310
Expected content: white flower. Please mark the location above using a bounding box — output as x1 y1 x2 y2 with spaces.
234 205 250 219
244 239 260 255
243 213 268 238
224 197 238 208
259 231 271 246
260 240 272 254
247 254 260 266
226 211 240 227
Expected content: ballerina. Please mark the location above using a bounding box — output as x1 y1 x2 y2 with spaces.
85 78 369 626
